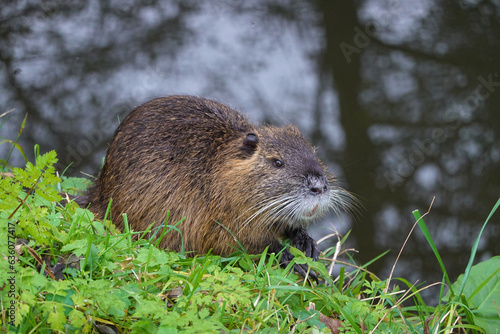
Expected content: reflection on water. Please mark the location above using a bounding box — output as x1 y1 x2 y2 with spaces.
1 1 499 301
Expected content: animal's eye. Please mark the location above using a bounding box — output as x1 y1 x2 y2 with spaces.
273 159 284 168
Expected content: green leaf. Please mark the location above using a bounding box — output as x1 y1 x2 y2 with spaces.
60 176 92 195
61 239 89 254
447 256 500 333
136 245 171 268
44 303 67 331
68 309 87 328
134 298 168 319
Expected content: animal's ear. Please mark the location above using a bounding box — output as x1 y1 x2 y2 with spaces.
241 133 259 156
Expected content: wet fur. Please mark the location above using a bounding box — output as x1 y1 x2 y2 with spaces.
84 95 346 260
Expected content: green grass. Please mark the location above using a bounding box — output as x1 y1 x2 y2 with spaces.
0 141 499 332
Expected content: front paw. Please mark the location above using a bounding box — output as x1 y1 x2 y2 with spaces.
282 248 319 282
288 227 319 261
269 240 319 281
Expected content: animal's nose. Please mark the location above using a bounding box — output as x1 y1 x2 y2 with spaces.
310 184 328 195
307 174 329 195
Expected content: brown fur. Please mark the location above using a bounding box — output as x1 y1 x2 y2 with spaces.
85 95 335 256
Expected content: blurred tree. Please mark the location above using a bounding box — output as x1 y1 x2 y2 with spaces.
0 0 198 173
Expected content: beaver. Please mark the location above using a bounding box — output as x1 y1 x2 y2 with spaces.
83 95 353 274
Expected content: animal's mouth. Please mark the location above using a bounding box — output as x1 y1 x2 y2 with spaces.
294 192 331 223
304 204 319 218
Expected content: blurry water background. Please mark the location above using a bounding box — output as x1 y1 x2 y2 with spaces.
1 1 499 302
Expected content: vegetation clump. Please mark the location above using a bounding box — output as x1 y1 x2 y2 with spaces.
1 144 499 333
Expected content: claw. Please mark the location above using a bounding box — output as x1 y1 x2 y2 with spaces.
269 229 321 282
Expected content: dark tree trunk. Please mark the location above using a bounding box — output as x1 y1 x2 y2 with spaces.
315 0 385 272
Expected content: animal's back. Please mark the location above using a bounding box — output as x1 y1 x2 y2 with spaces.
87 95 257 253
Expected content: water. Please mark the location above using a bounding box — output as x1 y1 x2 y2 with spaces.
1 1 499 302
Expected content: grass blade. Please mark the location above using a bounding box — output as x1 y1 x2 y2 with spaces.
458 197 500 296
413 209 452 290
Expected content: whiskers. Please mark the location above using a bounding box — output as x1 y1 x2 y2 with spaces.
238 194 300 238
327 175 362 218
236 184 361 240
328 187 362 219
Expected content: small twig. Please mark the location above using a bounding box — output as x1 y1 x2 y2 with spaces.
316 231 340 245
371 281 443 334
25 246 56 280
328 240 342 277
384 196 435 295
8 170 46 220
0 108 15 118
